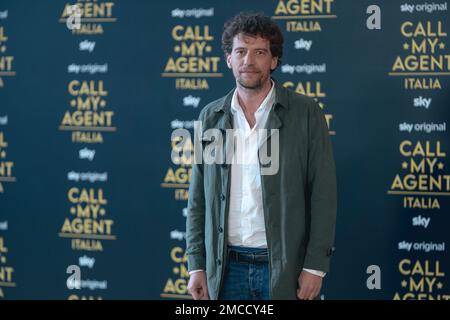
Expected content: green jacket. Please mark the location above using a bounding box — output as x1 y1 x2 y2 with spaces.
186 80 337 300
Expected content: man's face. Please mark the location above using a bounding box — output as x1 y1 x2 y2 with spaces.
226 33 278 90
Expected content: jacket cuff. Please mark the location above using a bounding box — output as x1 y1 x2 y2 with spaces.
187 254 206 272
303 247 335 272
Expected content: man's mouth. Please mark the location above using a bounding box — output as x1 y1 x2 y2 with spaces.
240 70 259 74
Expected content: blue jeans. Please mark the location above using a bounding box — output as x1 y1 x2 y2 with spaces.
219 246 270 300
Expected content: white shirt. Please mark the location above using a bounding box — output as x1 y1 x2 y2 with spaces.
227 80 275 248
190 80 324 277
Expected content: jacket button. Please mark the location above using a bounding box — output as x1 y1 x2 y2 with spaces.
327 247 336 256
217 259 221 266
218 227 223 233
220 194 225 201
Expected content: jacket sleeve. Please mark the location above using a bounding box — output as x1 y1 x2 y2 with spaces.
303 100 337 273
185 111 207 272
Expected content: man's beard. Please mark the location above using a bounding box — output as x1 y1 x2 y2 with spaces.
236 71 265 90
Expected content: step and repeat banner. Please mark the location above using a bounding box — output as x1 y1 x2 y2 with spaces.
0 0 449 300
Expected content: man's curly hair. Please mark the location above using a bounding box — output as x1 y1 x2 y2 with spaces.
221 12 284 70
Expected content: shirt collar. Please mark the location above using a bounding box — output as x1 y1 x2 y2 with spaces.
230 79 276 115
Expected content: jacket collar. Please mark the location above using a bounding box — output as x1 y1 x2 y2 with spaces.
208 78 285 151
212 78 288 132
213 78 289 114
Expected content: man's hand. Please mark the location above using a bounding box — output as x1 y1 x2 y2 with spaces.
297 270 322 300
187 271 210 300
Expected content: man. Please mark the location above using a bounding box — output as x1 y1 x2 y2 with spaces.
186 12 337 300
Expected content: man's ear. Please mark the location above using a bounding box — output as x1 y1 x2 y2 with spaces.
271 56 278 71
226 54 232 69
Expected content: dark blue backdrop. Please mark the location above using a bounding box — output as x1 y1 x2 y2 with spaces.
0 0 449 299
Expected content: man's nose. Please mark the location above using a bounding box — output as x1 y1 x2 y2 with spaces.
243 52 254 65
